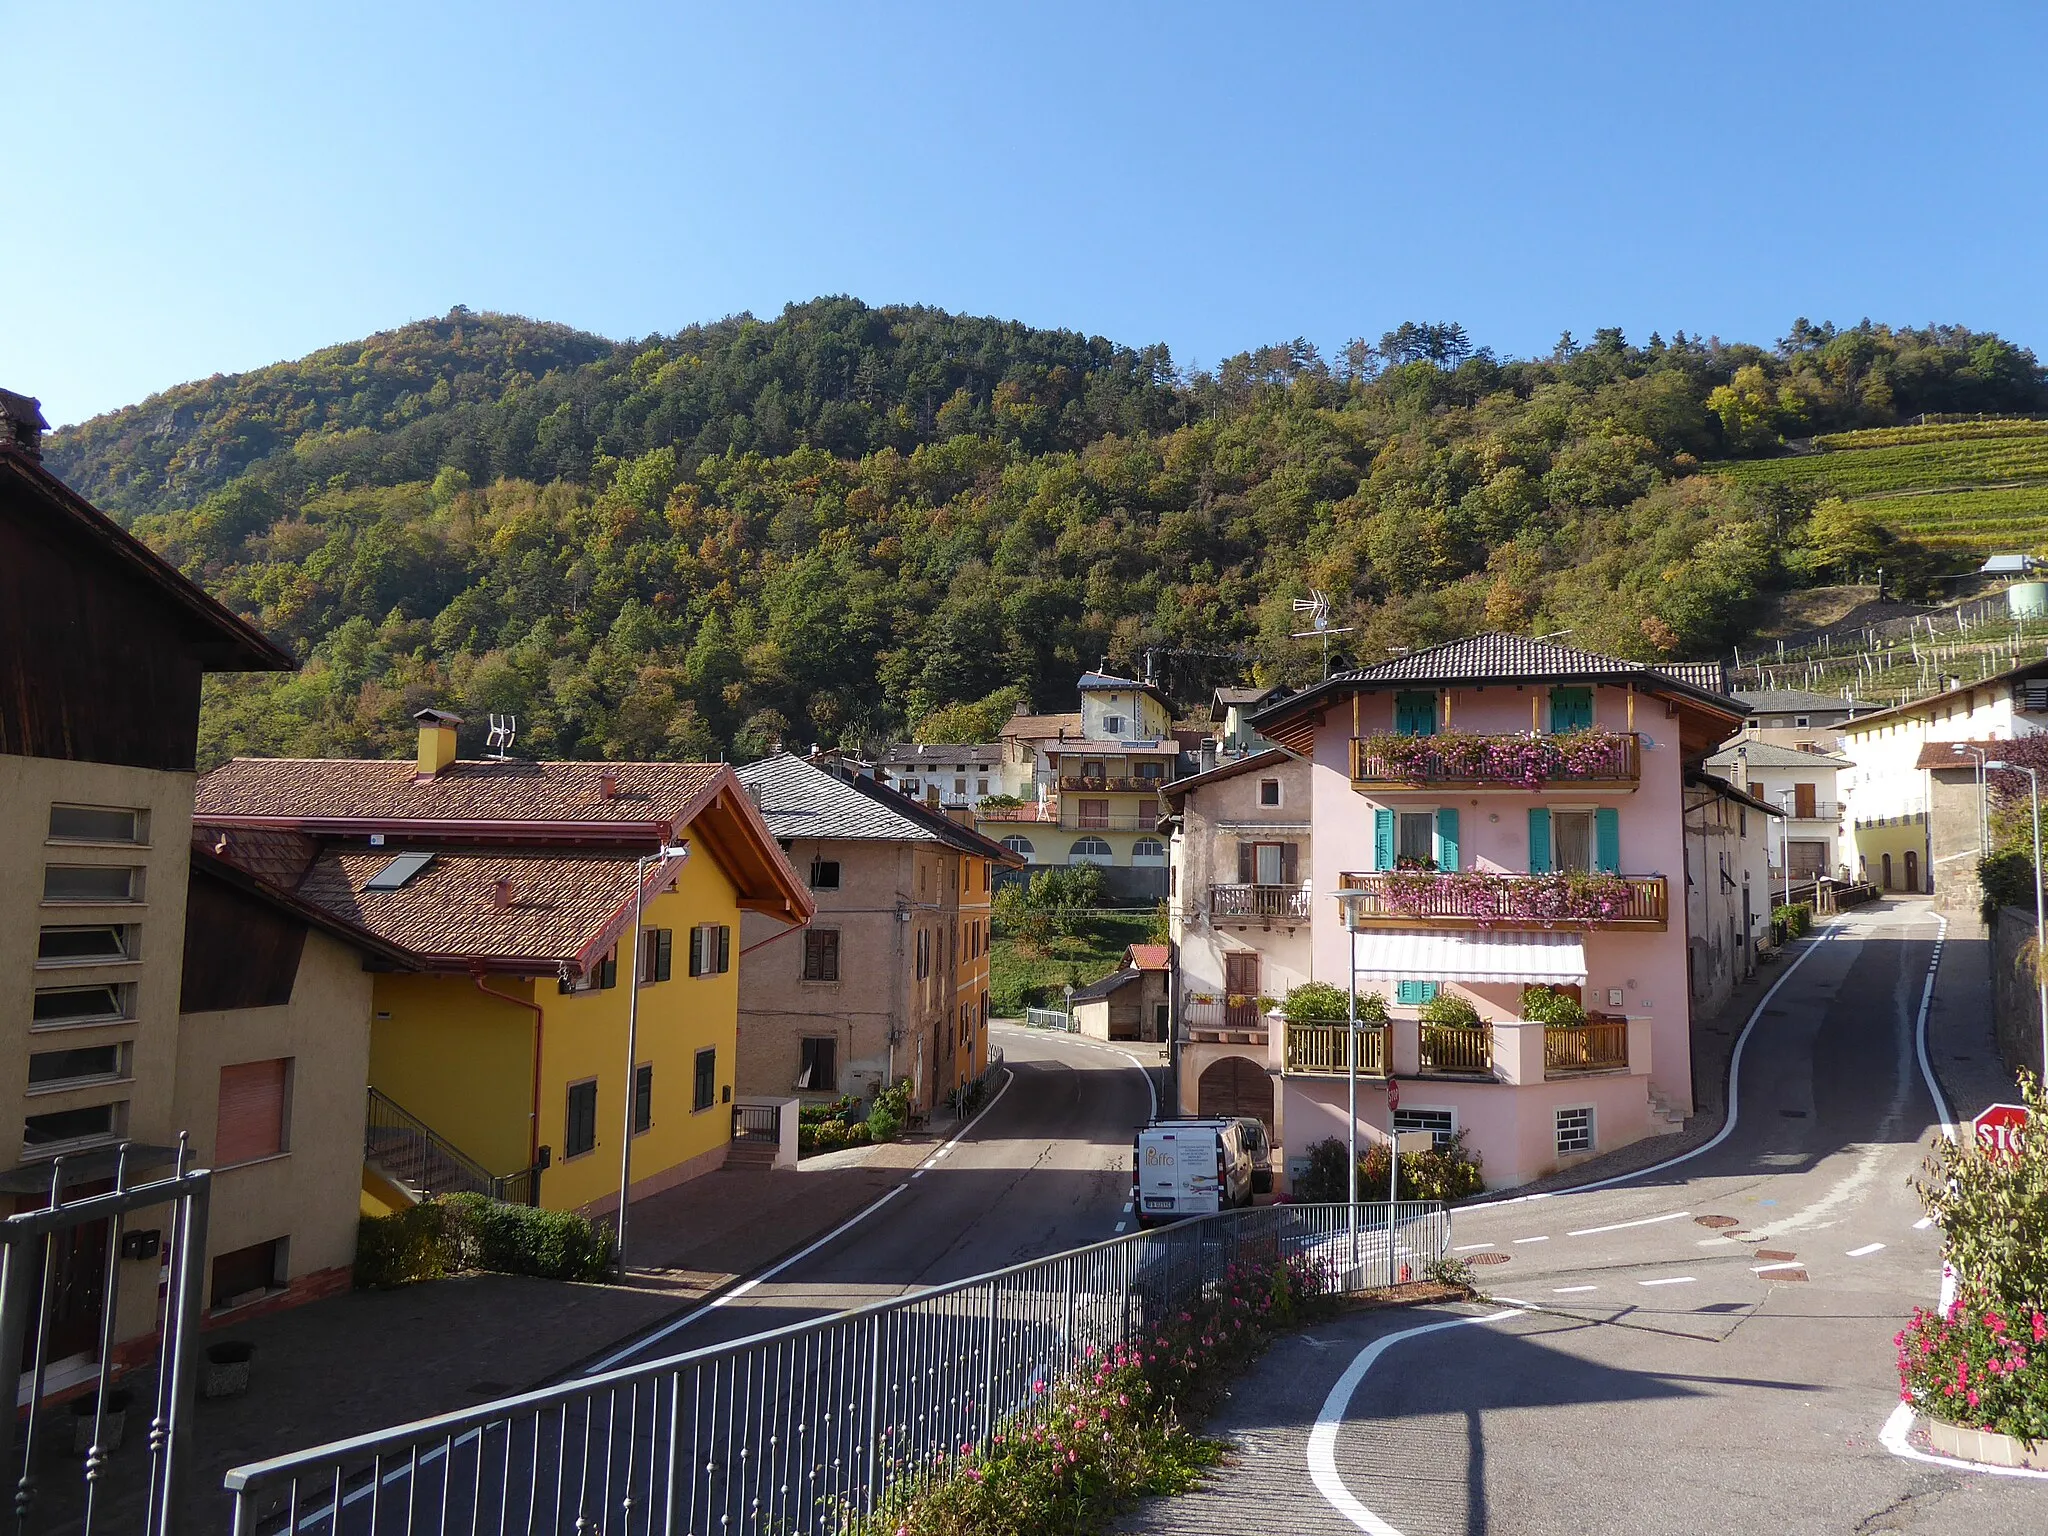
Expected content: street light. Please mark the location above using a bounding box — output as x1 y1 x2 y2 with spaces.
1952 743 1988 858
616 841 690 1276
1984 760 2047 1079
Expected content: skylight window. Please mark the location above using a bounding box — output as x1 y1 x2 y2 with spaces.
364 852 435 891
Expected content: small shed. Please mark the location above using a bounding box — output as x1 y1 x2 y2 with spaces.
1070 944 1171 1042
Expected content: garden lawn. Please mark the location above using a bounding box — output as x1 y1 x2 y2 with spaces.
990 910 1156 1015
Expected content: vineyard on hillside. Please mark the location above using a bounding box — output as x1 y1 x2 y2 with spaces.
1709 419 2048 553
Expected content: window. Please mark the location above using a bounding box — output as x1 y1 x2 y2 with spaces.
688 925 732 977
798 1036 838 1091
1068 836 1112 865
42 865 140 904
1552 811 1594 873
809 858 841 890
803 928 841 981
901 778 920 796
36 926 131 965
24 1101 124 1154
47 805 145 844
1394 1108 1456 1148
1077 798 1110 829
1393 691 1438 737
639 928 674 984
1555 1106 1593 1156
364 852 435 890
1131 838 1166 865
1795 715 1810 728
560 945 619 994
27 1045 125 1090
1002 835 1034 858
1548 687 1593 733
31 985 129 1027
565 1080 598 1158
976 779 988 796
216 1059 290 1165
633 1064 653 1135
693 1048 717 1112
211 1238 287 1310
1397 812 1434 865
915 929 930 980
954 778 967 794
1104 714 1127 736
1134 761 1163 782
1259 779 1281 807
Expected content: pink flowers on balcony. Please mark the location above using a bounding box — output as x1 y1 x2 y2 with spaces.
1357 728 1636 788
1374 869 1639 924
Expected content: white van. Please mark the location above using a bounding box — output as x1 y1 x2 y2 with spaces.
1132 1119 1258 1226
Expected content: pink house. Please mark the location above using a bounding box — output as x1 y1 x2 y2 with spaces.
1249 635 1744 1191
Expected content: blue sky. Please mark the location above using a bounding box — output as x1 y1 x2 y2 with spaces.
6 2 2047 426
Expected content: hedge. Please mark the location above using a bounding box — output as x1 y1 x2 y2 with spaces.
356 1193 614 1289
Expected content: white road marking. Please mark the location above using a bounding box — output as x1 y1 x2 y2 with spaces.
1882 1401 2048 1481
1114 1222 1126 1233
1122 1202 1133 1214
1490 1297 1538 1308
1848 1242 1886 1257
1753 1261 1803 1274
1308 1310 1524 1533
1552 1285 1598 1294
1566 1210 1689 1237
1452 1242 1493 1252
1638 1276 1695 1287
1913 1216 1934 1230
1697 1237 1740 1247
1512 1235 1549 1244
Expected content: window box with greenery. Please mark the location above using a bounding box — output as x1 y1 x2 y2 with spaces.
1353 728 1640 789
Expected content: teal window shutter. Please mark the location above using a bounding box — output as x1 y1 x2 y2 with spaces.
1396 980 1439 1005
1434 807 1460 871
1549 687 1592 732
1594 807 1621 873
1374 808 1395 871
1527 808 1552 874
1394 691 1438 737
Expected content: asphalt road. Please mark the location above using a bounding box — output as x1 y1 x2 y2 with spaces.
1126 898 2048 1535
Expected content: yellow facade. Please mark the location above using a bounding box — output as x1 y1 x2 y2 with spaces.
367 847 743 1214
952 854 995 1095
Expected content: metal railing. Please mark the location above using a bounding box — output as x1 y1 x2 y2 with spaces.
222 1202 1448 1536
1023 1007 1076 1032
1779 800 1842 820
1207 883 1312 920
1061 812 1155 832
731 1103 781 1144
1544 1019 1630 1074
1418 1022 1494 1075
1057 774 1169 794
1351 731 1640 788
1284 1021 1388 1077
366 1088 534 1205
1337 871 1669 930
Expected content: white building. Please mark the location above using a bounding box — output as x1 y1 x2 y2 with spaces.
1683 771 1781 1017
1703 740 1850 883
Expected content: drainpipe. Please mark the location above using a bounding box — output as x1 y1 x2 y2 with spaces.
474 970 545 1206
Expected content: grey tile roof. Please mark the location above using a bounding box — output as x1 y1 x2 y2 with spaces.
1653 660 1730 695
1336 633 1690 687
1732 689 1871 713
1070 967 1139 1002
1704 741 1851 769
736 755 1024 864
876 742 1005 767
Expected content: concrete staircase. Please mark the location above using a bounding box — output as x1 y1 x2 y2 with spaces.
1647 1089 1688 1135
723 1139 777 1171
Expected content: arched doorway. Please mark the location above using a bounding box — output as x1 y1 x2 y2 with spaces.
1904 850 1919 891
1197 1056 1274 1131
1881 852 1893 890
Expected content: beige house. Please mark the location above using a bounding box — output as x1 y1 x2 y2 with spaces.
1159 749 1312 1131
1070 944 1171 1042
0 390 295 1381
734 755 1023 1112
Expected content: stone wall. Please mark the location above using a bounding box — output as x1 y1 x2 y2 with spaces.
1989 905 2046 1082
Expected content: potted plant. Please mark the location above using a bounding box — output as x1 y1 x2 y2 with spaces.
67 1387 131 1457
202 1339 256 1399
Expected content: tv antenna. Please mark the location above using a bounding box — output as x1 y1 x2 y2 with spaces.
1290 590 1355 678
486 714 518 760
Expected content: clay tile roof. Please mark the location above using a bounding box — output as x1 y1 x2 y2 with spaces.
196 758 723 826
1913 738 2002 771
1001 711 1084 741
296 848 647 968
1126 944 1170 972
194 826 321 888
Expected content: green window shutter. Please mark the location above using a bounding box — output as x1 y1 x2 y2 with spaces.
1527 808 1553 874
1394 691 1438 737
654 928 673 983
1594 807 1621 874
1373 808 1395 871
1434 807 1460 872
1549 687 1593 732
1395 980 1439 1005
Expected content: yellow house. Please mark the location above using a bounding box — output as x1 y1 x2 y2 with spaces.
195 717 813 1215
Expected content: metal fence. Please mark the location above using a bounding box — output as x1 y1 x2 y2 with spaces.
366 1089 535 1205
222 1201 1448 1536
1021 1007 1075 1032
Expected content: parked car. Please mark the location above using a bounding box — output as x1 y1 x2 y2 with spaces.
1132 1118 1259 1225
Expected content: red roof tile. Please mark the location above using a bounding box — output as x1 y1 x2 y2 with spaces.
196 757 723 827
1126 944 1170 972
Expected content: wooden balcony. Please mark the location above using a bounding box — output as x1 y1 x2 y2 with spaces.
1283 1021 1388 1077
1418 1022 1493 1076
1543 1017 1630 1075
1336 871 1668 931
1208 883 1312 922
1351 731 1640 792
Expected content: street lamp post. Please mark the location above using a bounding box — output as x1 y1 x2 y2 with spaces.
1986 761 2048 1079
616 841 690 1277
1953 743 1988 859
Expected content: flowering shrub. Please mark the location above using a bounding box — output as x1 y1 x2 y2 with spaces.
1359 729 1634 788
854 1248 1330 1535
1292 1133 1486 1204
1895 1300 2048 1443
1374 869 1638 925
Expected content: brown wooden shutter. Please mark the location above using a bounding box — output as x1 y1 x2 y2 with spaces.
1237 842 1254 884
216 1059 287 1165
1282 843 1299 885
717 925 732 974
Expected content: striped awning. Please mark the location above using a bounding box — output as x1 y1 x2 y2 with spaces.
1351 930 1587 984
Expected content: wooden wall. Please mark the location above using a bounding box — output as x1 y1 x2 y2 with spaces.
181 865 308 1013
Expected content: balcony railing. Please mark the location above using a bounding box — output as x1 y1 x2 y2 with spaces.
1544 1018 1630 1074
1181 999 1269 1038
1351 730 1640 791
1057 774 1170 794
1418 1022 1493 1075
1337 871 1668 931
1062 812 1156 832
1208 883 1313 920
976 804 1057 823
1284 1021 1388 1077
1780 800 1841 821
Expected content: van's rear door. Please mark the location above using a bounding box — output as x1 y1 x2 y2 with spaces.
1137 1128 1182 1215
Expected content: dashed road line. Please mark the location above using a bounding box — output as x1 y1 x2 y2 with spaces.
1552 1285 1598 1294
1512 1235 1549 1244
1566 1210 1689 1237
1639 1276 1695 1287
1913 1216 1934 1230
1848 1242 1886 1257
1452 1242 1494 1252
1753 1261 1803 1274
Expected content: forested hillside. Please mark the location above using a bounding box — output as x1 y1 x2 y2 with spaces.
41 301 2048 767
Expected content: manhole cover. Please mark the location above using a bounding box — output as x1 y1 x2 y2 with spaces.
1467 1251 1511 1266
1694 1215 1740 1229
1755 1249 1797 1262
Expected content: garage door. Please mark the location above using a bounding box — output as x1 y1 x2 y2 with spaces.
1197 1056 1274 1131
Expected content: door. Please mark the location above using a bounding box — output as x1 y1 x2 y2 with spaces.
16 1185 111 1368
1224 952 1261 1028
1197 1057 1274 1131
1905 850 1919 891
1793 783 1817 819
1882 853 1894 890
1549 687 1593 732
1254 843 1285 886
1552 811 1594 872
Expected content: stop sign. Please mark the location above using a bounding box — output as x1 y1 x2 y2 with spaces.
1973 1103 2030 1158
1387 1075 1400 1112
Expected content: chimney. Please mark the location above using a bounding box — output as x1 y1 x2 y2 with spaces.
413 708 463 778
0 390 49 461
599 771 619 800
493 879 516 909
